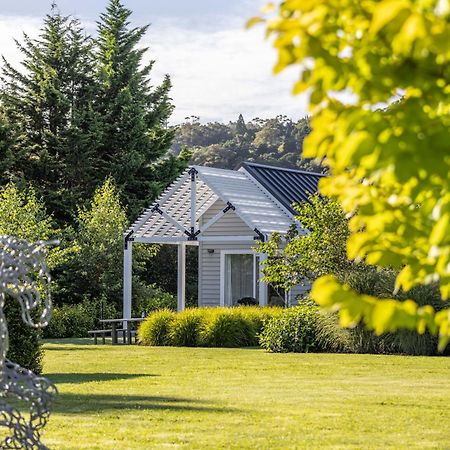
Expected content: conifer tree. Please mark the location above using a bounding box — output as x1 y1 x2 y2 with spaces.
0 107 17 185
95 0 180 219
0 5 100 222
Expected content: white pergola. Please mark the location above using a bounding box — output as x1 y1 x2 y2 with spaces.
123 165 294 321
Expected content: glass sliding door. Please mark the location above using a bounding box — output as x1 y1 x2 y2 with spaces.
222 252 259 306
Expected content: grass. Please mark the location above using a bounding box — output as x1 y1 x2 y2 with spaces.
42 339 450 449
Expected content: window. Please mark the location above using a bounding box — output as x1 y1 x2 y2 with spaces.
221 251 260 306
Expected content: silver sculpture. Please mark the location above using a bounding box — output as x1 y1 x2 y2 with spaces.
0 236 57 449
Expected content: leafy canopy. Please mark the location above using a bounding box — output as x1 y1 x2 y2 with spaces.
259 195 351 290
249 1 450 349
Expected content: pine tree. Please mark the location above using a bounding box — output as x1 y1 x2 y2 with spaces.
0 107 17 185
0 5 100 222
95 0 179 219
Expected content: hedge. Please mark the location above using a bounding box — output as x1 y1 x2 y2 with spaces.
137 307 282 348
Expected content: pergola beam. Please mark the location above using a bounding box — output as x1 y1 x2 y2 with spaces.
133 236 197 244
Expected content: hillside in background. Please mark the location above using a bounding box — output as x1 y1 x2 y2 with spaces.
171 114 323 172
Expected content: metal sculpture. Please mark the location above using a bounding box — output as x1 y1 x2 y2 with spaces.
0 236 57 449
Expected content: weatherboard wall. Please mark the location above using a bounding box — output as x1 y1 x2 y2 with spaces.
198 198 255 307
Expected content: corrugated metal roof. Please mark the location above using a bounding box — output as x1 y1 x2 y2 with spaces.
195 166 293 235
240 162 324 215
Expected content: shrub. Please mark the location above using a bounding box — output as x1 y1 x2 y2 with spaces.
170 309 204 346
133 283 177 316
237 306 283 346
314 311 353 353
258 305 319 353
138 307 282 348
199 309 254 348
44 303 97 339
5 300 43 374
137 309 175 346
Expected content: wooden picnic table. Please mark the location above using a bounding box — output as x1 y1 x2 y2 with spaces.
99 317 144 345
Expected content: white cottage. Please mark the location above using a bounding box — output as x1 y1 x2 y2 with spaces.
122 162 323 320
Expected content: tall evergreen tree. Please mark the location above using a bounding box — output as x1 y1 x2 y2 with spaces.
1 5 100 222
95 0 180 219
0 107 17 185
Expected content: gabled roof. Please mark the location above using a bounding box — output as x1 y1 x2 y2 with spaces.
196 166 292 234
240 162 324 215
127 165 293 242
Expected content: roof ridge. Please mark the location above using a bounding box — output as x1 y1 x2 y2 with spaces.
241 161 325 177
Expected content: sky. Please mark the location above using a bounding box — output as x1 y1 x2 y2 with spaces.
0 0 309 124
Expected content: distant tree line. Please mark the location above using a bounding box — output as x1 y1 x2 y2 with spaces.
172 114 323 172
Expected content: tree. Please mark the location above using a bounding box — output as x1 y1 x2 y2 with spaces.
0 183 72 372
0 107 17 185
250 1 450 349
175 115 317 171
1 6 100 222
259 195 352 291
95 0 179 220
60 178 158 313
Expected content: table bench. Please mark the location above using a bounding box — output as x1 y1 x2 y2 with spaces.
89 318 144 345
88 328 126 345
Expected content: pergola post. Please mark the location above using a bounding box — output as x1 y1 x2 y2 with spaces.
177 242 186 311
258 253 268 306
123 241 133 328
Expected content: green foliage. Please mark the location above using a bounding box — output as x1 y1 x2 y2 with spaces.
4 300 43 374
133 283 177 315
258 305 319 353
137 309 176 346
0 108 17 185
0 183 74 269
170 309 204 347
94 0 181 219
57 178 158 313
174 115 320 172
251 1 450 348
199 309 254 348
1 7 101 222
56 179 126 310
260 195 351 290
44 303 97 339
143 245 198 307
0 182 75 373
1 1 186 223
138 307 282 348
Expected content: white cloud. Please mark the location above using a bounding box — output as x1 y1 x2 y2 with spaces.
0 14 309 125
147 18 308 124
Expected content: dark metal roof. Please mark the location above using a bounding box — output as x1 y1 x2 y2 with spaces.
240 162 324 215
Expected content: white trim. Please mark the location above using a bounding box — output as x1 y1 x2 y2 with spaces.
177 243 186 311
137 177 191 236
258 252 268 306
133 236 199 245
123 242 133 329
199 207 228 234
198 235 257 242
128 170 189 234
157 207 190 235
196 170 260 235
219 250 260 307
190 173 196 229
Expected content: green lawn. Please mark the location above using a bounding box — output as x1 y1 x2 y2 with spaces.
42 340 450 449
